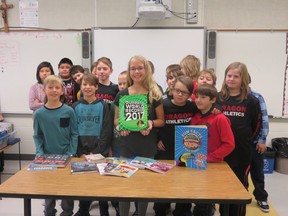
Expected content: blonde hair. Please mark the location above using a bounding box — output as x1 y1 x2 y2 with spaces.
127 55 162 103
180 55 201 80
219 62 250 103
43 75 65 103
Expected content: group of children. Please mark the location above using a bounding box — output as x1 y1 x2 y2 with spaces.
28 54 268 216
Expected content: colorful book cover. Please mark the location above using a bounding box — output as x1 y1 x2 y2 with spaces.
118 94 148 131
70 161 98 174
32 154 71 168
97 163 138 178
109 164 138 178
146 161 175 174
129 156 157 169
105 157 132 165
175 125 208 170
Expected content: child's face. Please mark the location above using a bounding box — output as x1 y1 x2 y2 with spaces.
39 67 52 82
166 72 176 91
225 69 241 92
58 63 71 80
81 80 98 98
172 81 190 106
195 94 215 114
95 61 112 83
44 82 64 101
129 59 145 84
118 74 127 91
198 72 214 86
72 72 84 85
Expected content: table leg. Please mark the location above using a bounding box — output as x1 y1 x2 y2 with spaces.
24 198 31 216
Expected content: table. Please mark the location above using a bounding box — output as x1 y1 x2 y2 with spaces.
0 159 251 216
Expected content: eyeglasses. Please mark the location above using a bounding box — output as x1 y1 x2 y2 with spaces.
130 67 144 72
172 88 190 96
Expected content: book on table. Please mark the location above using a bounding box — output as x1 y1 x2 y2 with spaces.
129 156 175 174
97 162 138 178
84 153 106 163
32 154 72 168
70 161 99 174
175 125 208 170
128 156 157 169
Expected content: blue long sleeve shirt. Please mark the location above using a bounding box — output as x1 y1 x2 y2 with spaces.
250 90 269 144
33 104 78 156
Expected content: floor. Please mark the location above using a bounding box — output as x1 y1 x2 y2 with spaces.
0 160 287 216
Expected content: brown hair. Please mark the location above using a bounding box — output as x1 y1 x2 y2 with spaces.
219 62 250 103
173 76 194 95
195 84 217 100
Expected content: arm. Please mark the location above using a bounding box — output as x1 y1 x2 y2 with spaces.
250 96 263 143
140 101 164 136
29 84 44 111
33 114 45 156
66 110 78 156
208 115 235 162
97 102 113 156
253 93 269 154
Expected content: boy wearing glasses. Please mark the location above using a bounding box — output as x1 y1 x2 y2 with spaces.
154 76 198 216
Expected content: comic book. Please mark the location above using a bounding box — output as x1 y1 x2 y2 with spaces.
32 154 71 168
175 125 208 170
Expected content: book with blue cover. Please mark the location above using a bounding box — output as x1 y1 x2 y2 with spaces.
175 125 208 170
70 161 99 174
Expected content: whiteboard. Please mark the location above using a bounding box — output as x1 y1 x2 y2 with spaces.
0 31 82 114
215 31 287 118
93 27 206 90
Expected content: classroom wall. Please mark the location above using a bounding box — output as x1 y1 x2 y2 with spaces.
2 0 288 157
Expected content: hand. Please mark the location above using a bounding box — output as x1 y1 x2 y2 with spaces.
211 107 221 114
157 140 166 151
120 130 131 136
140 120 153 136
256 142 267 154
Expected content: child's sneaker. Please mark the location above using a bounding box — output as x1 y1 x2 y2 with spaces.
257 200 270 213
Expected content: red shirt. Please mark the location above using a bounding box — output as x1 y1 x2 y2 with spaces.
191 112 235 162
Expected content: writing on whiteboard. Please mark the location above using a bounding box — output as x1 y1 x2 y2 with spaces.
0 41 20 66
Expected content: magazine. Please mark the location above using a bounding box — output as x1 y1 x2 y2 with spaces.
84 153 106 163
129 156 157 169
97 163 138 178
175 125 208 170
146 161 175 174
32 154 71 168
70 161 98 174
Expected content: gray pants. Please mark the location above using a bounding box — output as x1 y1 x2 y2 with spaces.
44 199 74 216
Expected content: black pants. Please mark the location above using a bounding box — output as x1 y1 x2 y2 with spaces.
250 143 268 201
0 152 4 172
99 201 120 216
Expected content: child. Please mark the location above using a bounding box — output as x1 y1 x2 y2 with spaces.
163 64 183 98
217 62 262 216
111 70 128 157
29 61 55 112
180 54 201 101
197 69 217 86
33 75 78 216
114 55 164 216
154 75 198 216
72 73 113 216
70 65 86 100
190 84 235 216
93 57 119 107
58 57 79 106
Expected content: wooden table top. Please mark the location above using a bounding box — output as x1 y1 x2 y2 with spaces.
0 159 251 204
